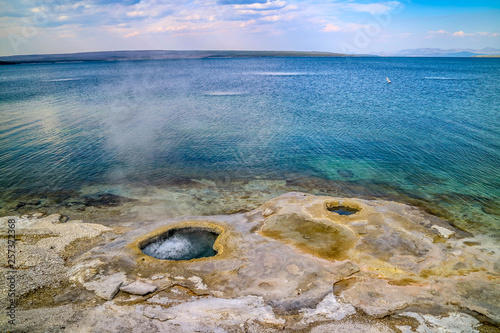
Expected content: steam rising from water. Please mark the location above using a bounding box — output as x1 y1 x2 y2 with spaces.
0 57 498 233
142 228 219 260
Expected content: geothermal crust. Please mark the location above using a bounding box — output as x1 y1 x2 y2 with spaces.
1 192 499 332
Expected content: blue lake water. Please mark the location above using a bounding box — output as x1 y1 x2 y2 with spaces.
0 57 499 231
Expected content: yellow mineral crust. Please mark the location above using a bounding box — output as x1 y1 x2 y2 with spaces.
2 192 499 332
127 220 233 264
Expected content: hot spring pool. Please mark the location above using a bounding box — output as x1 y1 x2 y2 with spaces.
141 227 219 261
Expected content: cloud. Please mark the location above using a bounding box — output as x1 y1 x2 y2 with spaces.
261 15 281 22
2 0 498 57
0 1 34 18
219 0 292 22
58 32 76 38
240 19 256 27
428 29 475 37
427 29 487 38
477 31 500 37
344 23 370 31
152 25 189 33
124 31 139 37
452 31 475 37
349 1 401 14
126 10 147 17
323 23 341 32
89 0 141 5
234 1 287 11
428 30 449 34
181 14 202 21
218 0 267 4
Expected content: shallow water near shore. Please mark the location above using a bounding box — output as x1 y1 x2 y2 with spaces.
0 57 499 233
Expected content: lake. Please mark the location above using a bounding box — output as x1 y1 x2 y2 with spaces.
0 57 498 232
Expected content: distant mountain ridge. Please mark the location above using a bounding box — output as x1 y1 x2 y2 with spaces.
2 49 499 64
382 47 500 57
0 50 355 64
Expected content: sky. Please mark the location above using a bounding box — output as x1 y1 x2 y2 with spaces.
0 0 499 56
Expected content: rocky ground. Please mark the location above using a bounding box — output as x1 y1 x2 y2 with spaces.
1 192 499 332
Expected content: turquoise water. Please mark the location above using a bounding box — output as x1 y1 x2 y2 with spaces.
0 57 499 230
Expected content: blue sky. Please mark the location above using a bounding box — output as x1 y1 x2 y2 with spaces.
0 0 499 56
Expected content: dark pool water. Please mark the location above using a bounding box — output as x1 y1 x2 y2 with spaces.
328 206 359 216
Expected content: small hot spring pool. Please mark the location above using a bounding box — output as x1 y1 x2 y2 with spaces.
327 204 359 216
141 228 219 261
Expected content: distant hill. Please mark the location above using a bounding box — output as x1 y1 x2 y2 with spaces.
382 47 500 57
473 55 500 58
0 50 356 64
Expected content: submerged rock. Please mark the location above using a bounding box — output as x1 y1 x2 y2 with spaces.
82 193 137 207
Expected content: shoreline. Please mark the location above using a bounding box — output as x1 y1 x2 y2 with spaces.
2 177 498 237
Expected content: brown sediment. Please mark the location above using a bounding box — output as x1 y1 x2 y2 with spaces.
259 213 357 261
2 177 498 238
387 278 419 286
0 233 57 244
60 235 110 260
17 281 98 310
333 277 358 295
